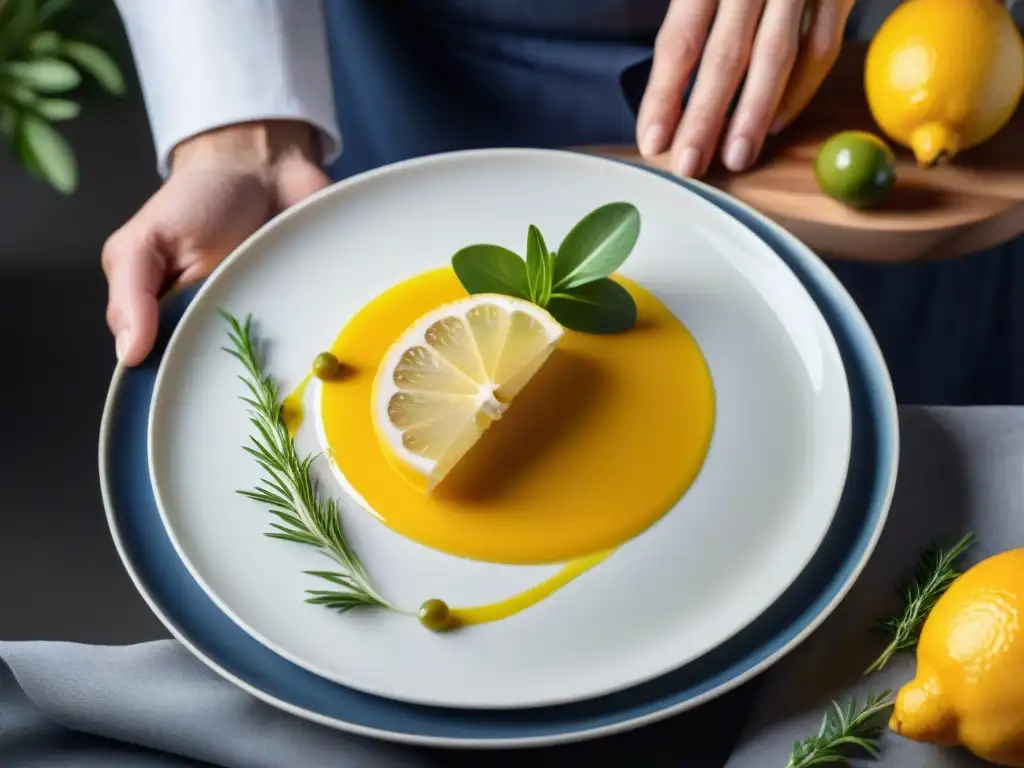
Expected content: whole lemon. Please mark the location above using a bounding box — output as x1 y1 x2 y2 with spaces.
891 548 1024 766
865 0 1024 166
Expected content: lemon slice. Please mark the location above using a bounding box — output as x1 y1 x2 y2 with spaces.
372 294 563 491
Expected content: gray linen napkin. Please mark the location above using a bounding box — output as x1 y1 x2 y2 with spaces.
0 637 743 767
2 407 1021 767
0 640 447 768
726 406 1024 767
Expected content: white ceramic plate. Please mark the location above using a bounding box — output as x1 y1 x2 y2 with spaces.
147 149 851 710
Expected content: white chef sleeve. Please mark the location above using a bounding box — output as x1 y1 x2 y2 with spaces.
114 0 341 176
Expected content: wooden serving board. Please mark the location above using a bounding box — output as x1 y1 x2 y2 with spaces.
582 43 1024 263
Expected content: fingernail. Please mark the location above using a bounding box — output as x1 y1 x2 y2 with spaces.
640 124 667 157
115 330 130 362
675 147 702 177
724 137 753 171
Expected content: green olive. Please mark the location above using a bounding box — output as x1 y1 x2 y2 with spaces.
312 352 342 381
814 130 896 209
418 598 451 631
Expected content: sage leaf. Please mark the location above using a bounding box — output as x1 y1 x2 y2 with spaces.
61 41 125 95
452 244 529 299
33 98 79 121
552 202 640 291
4 58 81 93
18 114 77 194
547 278 637 334
525 225 552 306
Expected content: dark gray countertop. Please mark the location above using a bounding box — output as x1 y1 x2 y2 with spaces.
1 268 165 645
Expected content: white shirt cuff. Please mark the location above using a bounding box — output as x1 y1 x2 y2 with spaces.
115 0 341 176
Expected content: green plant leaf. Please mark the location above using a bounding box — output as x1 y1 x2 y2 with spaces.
17 129 45 180
1 80 37 105
0 0 39 63
4 58 80 92
37 0 74 23
18 113 77 193
0 103 17 137
451 244 529 299
61 40 124 95
547 278 637 334
33 97 78 120
552 202 640 291
28 30 60 54
525 225 551 306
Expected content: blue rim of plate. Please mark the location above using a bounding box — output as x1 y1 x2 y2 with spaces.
98 157 898 748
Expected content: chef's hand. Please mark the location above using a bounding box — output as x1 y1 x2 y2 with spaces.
637 0 855 177
103 120 330 366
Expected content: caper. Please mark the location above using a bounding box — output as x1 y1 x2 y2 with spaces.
312 351 342 381
418 598 451 631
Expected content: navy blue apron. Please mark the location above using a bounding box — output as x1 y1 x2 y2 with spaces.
321 0 1024 406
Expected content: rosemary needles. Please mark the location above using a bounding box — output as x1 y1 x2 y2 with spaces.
221 310 394 614
865 532 976 675
785 690 895 768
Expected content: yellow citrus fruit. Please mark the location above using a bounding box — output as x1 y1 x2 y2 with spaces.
864 0 1024 166
891 548 1024 766
371 294 562 491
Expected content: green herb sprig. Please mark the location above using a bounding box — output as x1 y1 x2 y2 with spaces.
786 532 977 766
221 310 394 614
1 0 125 194
785 690 895 768
865 532 976 675
451 202 641 334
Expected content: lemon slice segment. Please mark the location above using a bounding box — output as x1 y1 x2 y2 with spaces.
372 294 563 491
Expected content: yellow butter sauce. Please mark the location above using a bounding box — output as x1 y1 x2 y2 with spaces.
320 267 715 566
281 372 312 437
446 549 613 628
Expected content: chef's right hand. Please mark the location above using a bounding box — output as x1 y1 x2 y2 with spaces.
637 0 856 177
102 120 330 366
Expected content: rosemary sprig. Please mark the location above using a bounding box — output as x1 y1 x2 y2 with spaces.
786 690 895 768
864 532 976 674
220 310 394 614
